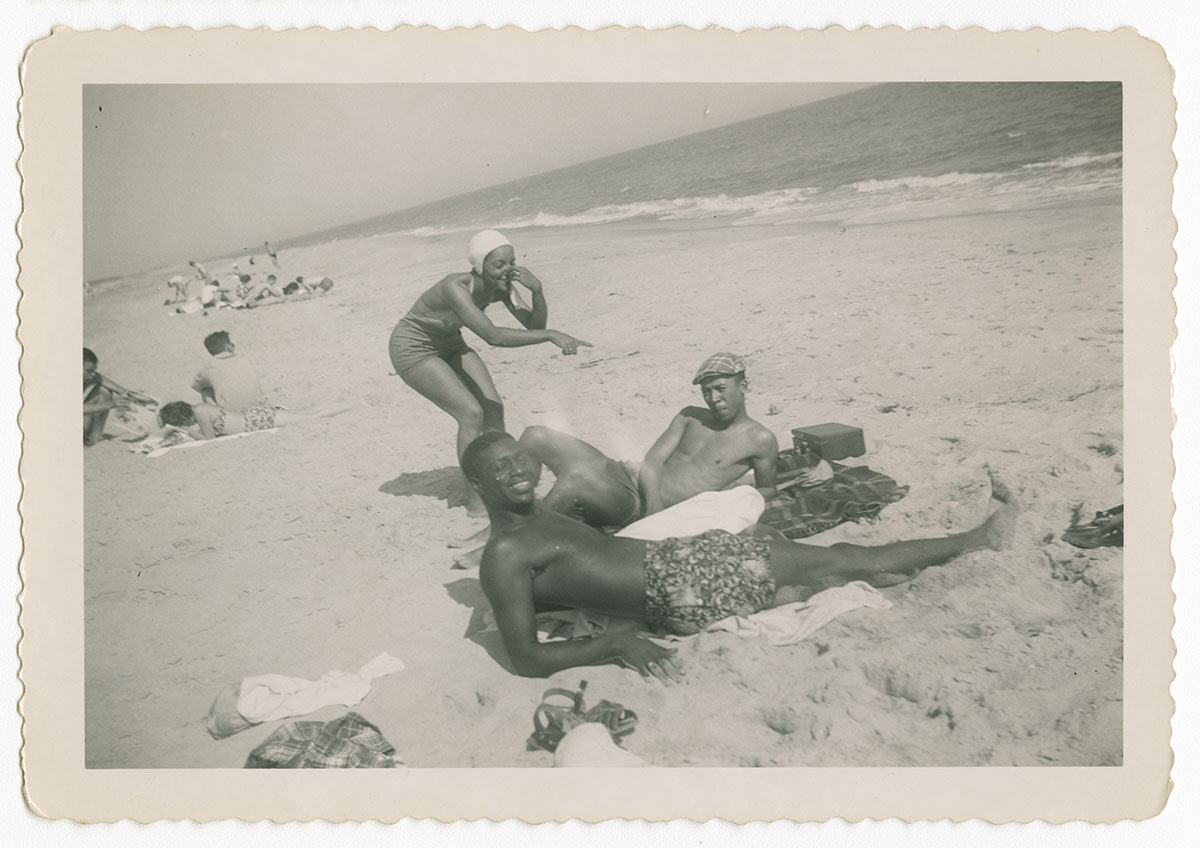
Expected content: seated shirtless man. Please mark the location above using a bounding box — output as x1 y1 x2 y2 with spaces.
465 431 1018 681
517 352 778 528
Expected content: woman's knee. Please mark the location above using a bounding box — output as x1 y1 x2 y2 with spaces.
453 403 486 432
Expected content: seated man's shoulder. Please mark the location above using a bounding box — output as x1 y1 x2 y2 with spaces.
743 418 779 452
678 406 710 423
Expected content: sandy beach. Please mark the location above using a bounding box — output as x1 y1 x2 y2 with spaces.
83 202 1122 768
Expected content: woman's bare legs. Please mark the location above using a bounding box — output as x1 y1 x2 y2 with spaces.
401 352 503 517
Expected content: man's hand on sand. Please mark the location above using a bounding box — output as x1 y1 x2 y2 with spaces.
614 634 682 684
548 330 593 357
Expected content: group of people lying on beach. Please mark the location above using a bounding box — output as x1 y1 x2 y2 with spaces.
166 244 336 314
83 330 349 448
388 229 1020 682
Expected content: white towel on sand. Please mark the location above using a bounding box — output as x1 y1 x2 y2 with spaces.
131 427 278 458
205 652 406 739
237 652 407 723
699 581 893 646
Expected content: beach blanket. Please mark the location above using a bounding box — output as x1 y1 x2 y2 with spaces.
206 651 406 739
481 581 892 647
760 451 910 539
244 712 399 769
130 426 278 458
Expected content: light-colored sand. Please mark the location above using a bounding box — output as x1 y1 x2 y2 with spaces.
83 204 1122 767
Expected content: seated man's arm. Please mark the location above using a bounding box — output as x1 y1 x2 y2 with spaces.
481 539 679 680
191 372 216 405
638 412 688 515
749 427 780 500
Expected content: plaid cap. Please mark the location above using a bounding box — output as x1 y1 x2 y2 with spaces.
692 352 747 384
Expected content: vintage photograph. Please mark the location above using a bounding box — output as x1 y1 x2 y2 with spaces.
17 25 1174 823
79 79 1124 769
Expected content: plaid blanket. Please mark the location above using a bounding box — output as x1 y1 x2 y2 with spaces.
761 451 909 539
244 712 399 769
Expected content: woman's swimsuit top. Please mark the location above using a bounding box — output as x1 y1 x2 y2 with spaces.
404 276 500 337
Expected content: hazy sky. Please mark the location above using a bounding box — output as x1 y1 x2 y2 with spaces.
82 83 868 281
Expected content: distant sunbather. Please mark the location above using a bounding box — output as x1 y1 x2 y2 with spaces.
157 399 352 440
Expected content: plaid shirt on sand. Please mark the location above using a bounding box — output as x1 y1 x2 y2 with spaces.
245 712 399 769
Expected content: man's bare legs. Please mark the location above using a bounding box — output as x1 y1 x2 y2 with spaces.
517 425 640 527
765 475 1019 588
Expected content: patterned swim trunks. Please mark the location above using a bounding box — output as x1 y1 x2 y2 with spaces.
643 529 777 635
241 404 278 432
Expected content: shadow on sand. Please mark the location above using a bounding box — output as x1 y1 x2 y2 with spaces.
379 465 465 506
443 575 518 674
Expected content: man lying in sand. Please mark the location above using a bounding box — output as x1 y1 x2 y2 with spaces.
519 351 778 527
465 431 1018 681
158 399 352 440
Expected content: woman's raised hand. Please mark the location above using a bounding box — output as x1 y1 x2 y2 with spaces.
509 266 543 293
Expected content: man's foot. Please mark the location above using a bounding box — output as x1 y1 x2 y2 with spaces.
978 471 1019 551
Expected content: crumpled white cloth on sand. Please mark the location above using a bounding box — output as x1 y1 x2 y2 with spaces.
697 580 893 646
205 652 406 739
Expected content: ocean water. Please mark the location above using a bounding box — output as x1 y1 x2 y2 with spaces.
299 81 1121 245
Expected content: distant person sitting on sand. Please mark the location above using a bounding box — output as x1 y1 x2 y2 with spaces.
389 229 592 516
516 352 778 528
83 347 155 446
158 399 352 440
191 331 267 411
465 431 1018 680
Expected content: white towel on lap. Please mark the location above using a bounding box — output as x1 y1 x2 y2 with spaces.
616 485 765 541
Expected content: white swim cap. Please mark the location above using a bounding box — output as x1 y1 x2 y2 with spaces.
467 229 513 274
